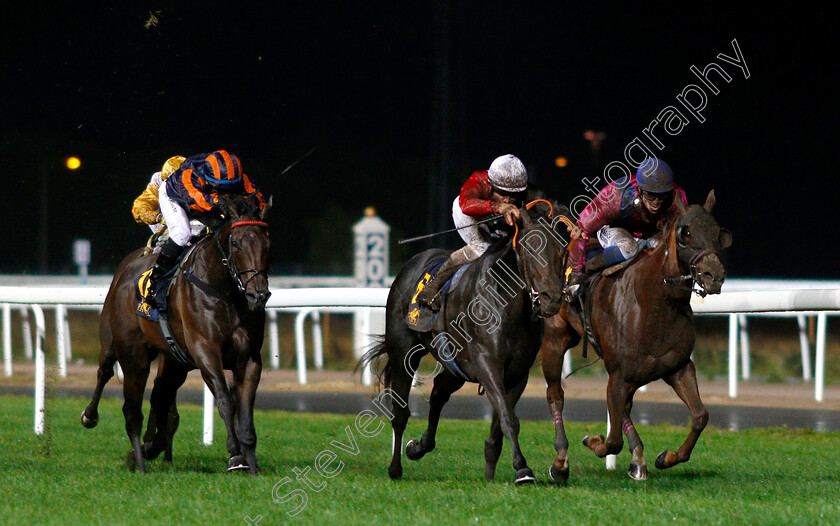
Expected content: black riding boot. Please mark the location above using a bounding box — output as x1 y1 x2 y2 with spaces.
417 246 475 311
416 258 462 311
145 239 184 308
584 252 609 273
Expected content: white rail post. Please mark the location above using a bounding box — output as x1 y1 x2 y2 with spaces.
738 314 750 380
605 409 616 470
728 313 739 398
32 304 46 435
3 303 11 376
361 308 375 386
353 208 389 387
64 311 72 360
267 309 280 370
55 304 67 377
203 384 214 445
815 313 827 402
797 315 812 381
312 310 324 370
562 349 572 377
295 308 312 385
20 306 33 360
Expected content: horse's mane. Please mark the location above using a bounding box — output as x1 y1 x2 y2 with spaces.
221 194 260 220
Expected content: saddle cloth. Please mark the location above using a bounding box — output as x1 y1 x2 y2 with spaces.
404 256 469 333
134 241 201 321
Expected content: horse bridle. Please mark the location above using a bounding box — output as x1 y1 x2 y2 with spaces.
512 199 558 318
660 219 717 297
215 220 271 295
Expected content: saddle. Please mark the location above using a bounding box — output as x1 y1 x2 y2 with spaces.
404 256 469 333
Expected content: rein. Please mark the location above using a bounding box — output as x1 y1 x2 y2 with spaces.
215 220 270 296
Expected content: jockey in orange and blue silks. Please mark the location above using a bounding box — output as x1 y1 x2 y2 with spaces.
143 150 265 308
564 157 688 299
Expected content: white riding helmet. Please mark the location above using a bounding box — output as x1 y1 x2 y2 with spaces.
488 154 528 193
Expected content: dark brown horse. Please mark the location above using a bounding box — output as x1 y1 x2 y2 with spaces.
542 190 731 481
360 203 567 484
81 195 272 474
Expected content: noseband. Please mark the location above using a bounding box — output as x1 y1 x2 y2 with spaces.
661 220 716 297
215 220 270 295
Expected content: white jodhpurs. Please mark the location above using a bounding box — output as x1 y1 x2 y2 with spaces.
159 183 192 247
451 197 492 261
596 225 640 260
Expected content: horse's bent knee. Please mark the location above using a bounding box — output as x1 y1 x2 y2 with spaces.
693 410 709 431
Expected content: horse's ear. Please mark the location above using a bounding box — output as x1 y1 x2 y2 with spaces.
719 227 733 249
260 195 273 220
673 196 686 214
703 189 716 213
216 195 235 220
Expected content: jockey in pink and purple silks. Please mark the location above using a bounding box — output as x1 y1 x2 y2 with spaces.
564 157 688 300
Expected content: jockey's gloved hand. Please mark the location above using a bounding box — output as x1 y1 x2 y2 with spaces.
496 203 521 226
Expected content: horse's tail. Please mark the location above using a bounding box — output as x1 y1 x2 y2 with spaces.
356 334 392 389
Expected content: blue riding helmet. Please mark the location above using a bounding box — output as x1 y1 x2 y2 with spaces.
636 158 673 193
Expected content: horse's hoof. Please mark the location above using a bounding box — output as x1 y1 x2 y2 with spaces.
628 463 648 481
405 439 425 461
227 455 249 472
80 410 98 429
514 467 536 485
655 451 670 470
549 464 570 483
388 465 403 480
582 434 603 447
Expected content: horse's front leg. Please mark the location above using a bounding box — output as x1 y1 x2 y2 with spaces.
657 361 708 470
232 352 262 475
583 372 628 458
620 394 647 481
541 313 577 483
192 342 243 473
480 368 534 485
483 372 530 483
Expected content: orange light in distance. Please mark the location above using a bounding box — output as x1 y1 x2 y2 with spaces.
554 156 568 168
66 157 81 170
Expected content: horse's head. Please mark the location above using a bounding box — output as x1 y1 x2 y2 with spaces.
671 190 732 295
513 200 567 318
218 195 273 311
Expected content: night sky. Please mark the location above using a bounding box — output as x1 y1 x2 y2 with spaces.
2 3 837 278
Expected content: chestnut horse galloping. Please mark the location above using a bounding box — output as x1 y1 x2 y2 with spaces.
542 190 731 481
82 195 272 474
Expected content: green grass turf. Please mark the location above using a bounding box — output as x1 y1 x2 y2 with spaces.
0 395 839 525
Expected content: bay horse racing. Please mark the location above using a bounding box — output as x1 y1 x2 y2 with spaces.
360 200 570 484
81 194 272 474
542 189 732 481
